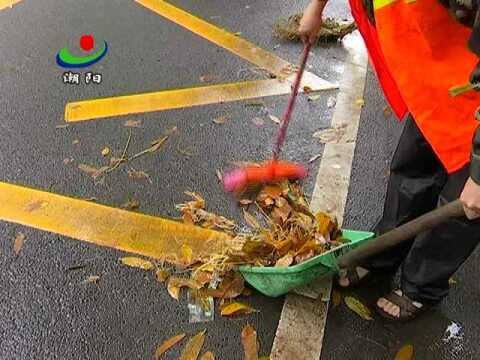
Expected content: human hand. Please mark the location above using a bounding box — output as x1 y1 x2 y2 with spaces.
298 0 327 45
460 177 480 220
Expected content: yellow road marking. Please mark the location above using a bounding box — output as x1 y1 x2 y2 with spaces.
65 78 337 122
0 182 231 263
0 0 21 11
136 0 289 77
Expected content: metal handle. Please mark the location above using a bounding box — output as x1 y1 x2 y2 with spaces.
337 199 465 269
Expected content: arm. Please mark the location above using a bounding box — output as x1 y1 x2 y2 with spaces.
298 0 329 44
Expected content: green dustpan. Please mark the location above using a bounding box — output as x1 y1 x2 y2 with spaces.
238 229 374 297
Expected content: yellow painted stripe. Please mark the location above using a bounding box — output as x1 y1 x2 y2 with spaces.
136 0 290 77
373 0 398 9
65 78 337 122
0 0 22 11
0 182 232 263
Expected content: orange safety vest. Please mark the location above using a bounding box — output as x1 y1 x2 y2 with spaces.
350 0 480 173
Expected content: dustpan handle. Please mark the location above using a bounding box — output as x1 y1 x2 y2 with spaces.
337 199 465 269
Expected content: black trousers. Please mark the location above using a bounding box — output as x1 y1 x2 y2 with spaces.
365 116 480 303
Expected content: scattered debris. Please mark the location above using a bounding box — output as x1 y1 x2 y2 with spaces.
355 98 365 107
199 351 215 360
63 157 74 165
308 154 322 163
273 14 356 43
308 94 322 102
449 277 457 285
156 268 170 283
124 119 142 128
127 169 152 184
303 86 313 93
101 147 110 156
215 169 223 182
200 74 215 83
179 329 207 360
268 114 281 124
327 96 336 108
13 232 26 256
121 199 140 211
78 164 110 180
251 117 265 127
56 124 69 129
241 324 259 360
72 139 80 145
313 125 348 144
213 116 228 125
119 257 154 270
220 302 256 317
344 296 373 320
83 275 100 284
394 344 414 360
167 276 202 301
154 333 186 360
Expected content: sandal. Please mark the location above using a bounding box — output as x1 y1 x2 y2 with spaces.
376 290 430 322
337 267 370 288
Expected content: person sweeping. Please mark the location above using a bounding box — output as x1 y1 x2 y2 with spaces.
299 0 480 320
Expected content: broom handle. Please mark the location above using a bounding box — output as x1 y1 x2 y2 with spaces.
273 43 312 161
337 199 465 269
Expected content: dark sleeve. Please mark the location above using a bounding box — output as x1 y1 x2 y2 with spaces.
469 7 480 56
471 125 480 184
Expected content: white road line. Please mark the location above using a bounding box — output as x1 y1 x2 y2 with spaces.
270 32 368 360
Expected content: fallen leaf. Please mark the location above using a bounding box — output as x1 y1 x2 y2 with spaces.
355 98 365 107
308 94 322 102
167 277 202 300
251 117 265 127
148 136 168 153
101 147 110 156
243 209 261 229
179 329 207 360
119 257 154 270
303 86 313 93
383 106 392 118
327 96 336 108
331 290 342 308
312 127 344 144
121 199 140 210
344 296 373 320
242 287 253 296
154 333 186 359
156 268 170 283
78 164 109 179
213 116 228 125
215 169 223 182
165 126 178 136
178 146 194 157
83 275 100 284
308 154 322 163
239 199 253 206
233 32 242 36
63 157 74 165
394 344 414 360
221 302 257 316
72 139 80 145
55 124 69 129
449 278 457 285
124 119 142 128
275 254 293 267
200 74 215 83
241 324 259 360
127 169 152 184
13 232 26 256
181 244 193 265
200 351 215 360
203 272 245 299
268 114 281 124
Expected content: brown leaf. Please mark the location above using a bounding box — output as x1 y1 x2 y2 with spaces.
251 117 264 127
275 254 293 267
165 126 178 136
119 257 154 270
78 164 109 180
355 98 365 107
241 324 259 360
191 271 213 286
154 333 186 359
200 351 215 360
83 275 100 284
394 344 414 360
13 232 26 256
127 169 152 184
303 86 313 93
213 116 228 125
221 302 257 316
331 290 342 308
243 209 261 229
124 119 142 128
179 329 207 360
239 199 253 206
200 74 215 83
63 157 74 165
167 277 202 300
156 268 170 283
203 272 245 299
344 296 373 320
121 199 140 210
148 136 168 153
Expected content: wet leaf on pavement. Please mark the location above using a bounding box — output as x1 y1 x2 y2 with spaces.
213 116 228 125
83 275 100 284
394 344 414 360
119 257 154 270
156 268 170 283
199 351 215 360
179 329 207 360
167 277 202 300
241 324 259 360
124 119 142 128
78 164 109 179
154 333 186 359
13 232 26 256
121 199 140 211
127 169 152 184
220 302 256 317
332 290 342 308
355 98 365 107
449 278 457 285
344 296 373 320
243 209 261 229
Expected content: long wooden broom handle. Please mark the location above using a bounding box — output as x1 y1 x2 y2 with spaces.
337 199 465 269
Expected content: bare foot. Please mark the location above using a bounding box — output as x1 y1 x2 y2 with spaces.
376 289 423 318
338 266 369 287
